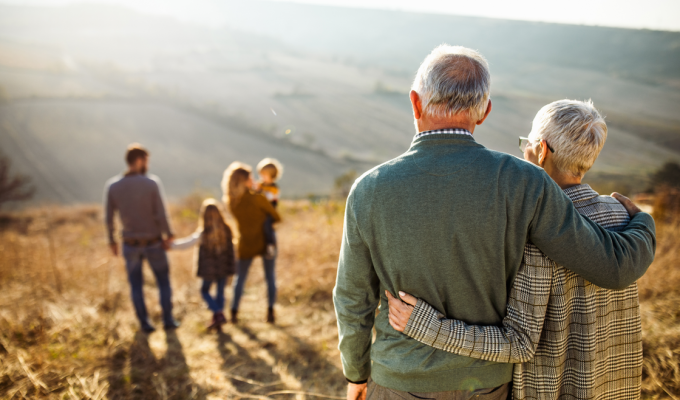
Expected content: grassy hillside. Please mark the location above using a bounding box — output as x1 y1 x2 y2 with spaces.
0 200 347 398
0 3 679 203
0 198 678 399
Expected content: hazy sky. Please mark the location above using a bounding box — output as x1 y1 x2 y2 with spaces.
2 0 679 31
274 0 680 31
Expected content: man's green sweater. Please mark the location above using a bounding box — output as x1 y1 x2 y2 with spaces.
333 133 656 392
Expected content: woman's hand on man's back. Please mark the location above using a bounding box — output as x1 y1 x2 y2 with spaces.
386 290 417 332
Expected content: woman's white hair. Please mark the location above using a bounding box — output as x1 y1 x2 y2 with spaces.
529 99 607 178
411 44 491 122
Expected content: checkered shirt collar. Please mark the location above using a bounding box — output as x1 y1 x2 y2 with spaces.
414 128 473 140
562 184 599 203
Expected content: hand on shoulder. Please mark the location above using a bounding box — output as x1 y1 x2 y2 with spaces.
611 192 641 217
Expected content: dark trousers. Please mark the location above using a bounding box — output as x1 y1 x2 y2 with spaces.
201 278 228 312
367 379 510 400
231 257 276 310
263 215 277 246
123 242 173 328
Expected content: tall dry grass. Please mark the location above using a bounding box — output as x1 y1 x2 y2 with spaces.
0 199 346 399
638 189 680 400
0 194 678 399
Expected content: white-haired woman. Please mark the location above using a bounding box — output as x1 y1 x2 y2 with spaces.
388 100 644 400
222 162 281 324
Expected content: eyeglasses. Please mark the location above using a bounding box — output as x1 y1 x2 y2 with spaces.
519 136 555 153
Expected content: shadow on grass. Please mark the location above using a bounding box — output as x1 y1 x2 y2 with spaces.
235 325 345 393
216 330 284 396
107 330 205 400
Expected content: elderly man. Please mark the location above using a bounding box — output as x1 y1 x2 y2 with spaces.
105 143 178 332
388 99 645 399
333 45 655 399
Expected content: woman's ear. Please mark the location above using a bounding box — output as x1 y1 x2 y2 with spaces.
538 140 550 167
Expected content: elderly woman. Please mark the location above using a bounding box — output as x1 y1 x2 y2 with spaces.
222 162 281 324
388 100 644 400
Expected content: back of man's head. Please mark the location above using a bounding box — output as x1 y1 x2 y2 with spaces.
529 99 607 178
412 45 490 122
125 143 149 166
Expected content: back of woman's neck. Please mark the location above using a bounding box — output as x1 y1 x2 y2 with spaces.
552 173 582 190
544 162 582 190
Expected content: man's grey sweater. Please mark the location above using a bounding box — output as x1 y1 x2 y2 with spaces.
104 173 173 244
333 133 656 392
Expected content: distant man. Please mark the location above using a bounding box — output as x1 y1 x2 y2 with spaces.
105 143 178 332
333 45 656 399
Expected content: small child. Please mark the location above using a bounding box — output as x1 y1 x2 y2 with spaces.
255 158 283 259
171 198 236 331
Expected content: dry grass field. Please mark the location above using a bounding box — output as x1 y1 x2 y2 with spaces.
0 194 678 399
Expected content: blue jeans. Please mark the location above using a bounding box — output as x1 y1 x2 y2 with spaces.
231 257 276 311
123 242 174 327
263 215 277 246
201 278 226 312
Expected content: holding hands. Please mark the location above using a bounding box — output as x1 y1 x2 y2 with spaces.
163 235 174 251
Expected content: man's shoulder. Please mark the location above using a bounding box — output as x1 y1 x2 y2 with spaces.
107 173 161 191
351 148 549 195
350 155 407 194
144 173 162 185
132 174 162 190
484 148 546 176
105 174 124 189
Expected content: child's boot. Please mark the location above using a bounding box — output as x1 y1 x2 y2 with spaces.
266 307 275 324
208 312 219 330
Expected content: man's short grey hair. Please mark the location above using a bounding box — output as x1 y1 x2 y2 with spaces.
411 45 491 122
529 99 607 178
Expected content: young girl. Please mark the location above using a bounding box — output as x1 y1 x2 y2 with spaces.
172 198 236 330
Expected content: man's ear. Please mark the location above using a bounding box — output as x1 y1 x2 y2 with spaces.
476 99 492 125
410 90 423 120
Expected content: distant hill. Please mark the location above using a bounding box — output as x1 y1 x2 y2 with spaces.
0 2 678 203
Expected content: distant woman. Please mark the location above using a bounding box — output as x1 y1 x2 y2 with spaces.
222 162 281 324
172 198 236 331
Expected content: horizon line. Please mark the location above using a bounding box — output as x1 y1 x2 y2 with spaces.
0 0 679 33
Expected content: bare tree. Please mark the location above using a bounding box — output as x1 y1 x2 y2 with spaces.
650 162 680 191
0 155 35 209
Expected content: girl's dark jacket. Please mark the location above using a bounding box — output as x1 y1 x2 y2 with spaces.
196 228 236 280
